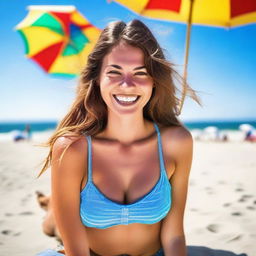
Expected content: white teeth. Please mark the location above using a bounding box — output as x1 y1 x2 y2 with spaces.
115 95 138 102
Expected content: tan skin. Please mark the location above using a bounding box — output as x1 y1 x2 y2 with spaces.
51 42 193 256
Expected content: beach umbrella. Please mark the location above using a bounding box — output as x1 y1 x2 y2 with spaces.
204 126 219 133
239 123 255 132
15 5 101 78
110 0 256 114
203 126 220 141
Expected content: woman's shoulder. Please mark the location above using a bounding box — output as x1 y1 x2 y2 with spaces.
51 134 89 181
53 134 87 152
161 124 193 158
52 134 88 163
161 123 192 141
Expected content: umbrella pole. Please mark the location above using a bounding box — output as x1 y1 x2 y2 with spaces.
178 0 195 115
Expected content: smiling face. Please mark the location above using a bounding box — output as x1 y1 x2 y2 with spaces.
98 41 154 116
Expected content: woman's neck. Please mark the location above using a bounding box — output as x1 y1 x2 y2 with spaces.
95 114 155 145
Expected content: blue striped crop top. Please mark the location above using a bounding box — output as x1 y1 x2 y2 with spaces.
80 122 172 229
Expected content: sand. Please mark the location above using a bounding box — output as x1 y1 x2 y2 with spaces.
0 131 255 256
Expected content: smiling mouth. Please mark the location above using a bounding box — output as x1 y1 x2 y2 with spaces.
113 95 140 106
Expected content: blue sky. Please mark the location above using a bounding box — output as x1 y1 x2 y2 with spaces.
1 0 256 122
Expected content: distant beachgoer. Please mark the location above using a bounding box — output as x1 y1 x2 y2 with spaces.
25 124 32 140
239 123 256 142
245 129 256 142
13 124 32 142
222 133 228 142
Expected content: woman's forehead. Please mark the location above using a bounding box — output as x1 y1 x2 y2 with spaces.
102 43 145 69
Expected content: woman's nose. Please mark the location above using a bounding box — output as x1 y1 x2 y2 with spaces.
119 75 134 87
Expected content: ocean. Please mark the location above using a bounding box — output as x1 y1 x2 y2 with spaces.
0 121 58 133
0 120 255 133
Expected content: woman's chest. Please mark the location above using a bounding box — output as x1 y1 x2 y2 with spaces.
83 136 174 205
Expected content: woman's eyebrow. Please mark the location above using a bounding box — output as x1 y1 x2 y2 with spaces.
106 64 146 70
134 66 146 70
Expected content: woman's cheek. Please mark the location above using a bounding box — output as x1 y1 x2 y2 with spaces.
109 76 123 84
103 76 122 85
133 77 153 86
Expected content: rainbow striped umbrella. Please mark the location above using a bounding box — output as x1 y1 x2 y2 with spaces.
111 0 256 113
16 5 101 78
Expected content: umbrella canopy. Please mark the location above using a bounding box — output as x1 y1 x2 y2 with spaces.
204 126 219 133
239 123 255 132
16 5 101 77
113 0 256 28
111 0 256 114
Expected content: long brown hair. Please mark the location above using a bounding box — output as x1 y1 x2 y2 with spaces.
37 19 201 177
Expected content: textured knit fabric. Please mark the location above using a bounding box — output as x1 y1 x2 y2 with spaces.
80 122 172 229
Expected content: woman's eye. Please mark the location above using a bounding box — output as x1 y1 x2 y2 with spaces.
107 71 121 75
134 72 148 76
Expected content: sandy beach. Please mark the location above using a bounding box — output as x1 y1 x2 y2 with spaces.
0 131 255 256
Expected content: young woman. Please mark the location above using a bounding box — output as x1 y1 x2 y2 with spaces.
37 19 201 256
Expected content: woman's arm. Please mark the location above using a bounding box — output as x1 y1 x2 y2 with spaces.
160 127 193 256
51 136 91 256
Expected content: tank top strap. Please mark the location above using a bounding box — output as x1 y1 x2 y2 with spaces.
85 135 93 182
153 122 166 172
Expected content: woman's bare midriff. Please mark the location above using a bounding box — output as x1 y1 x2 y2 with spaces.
58 223 161 256
86 222 162 256
77 124 176 256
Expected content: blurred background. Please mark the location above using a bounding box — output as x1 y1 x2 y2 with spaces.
1 0 256 128
0 1 255 256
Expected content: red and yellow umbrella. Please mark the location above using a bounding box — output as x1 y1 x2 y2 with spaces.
16 5 101 77
113 0 256 28
111 0 256 113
